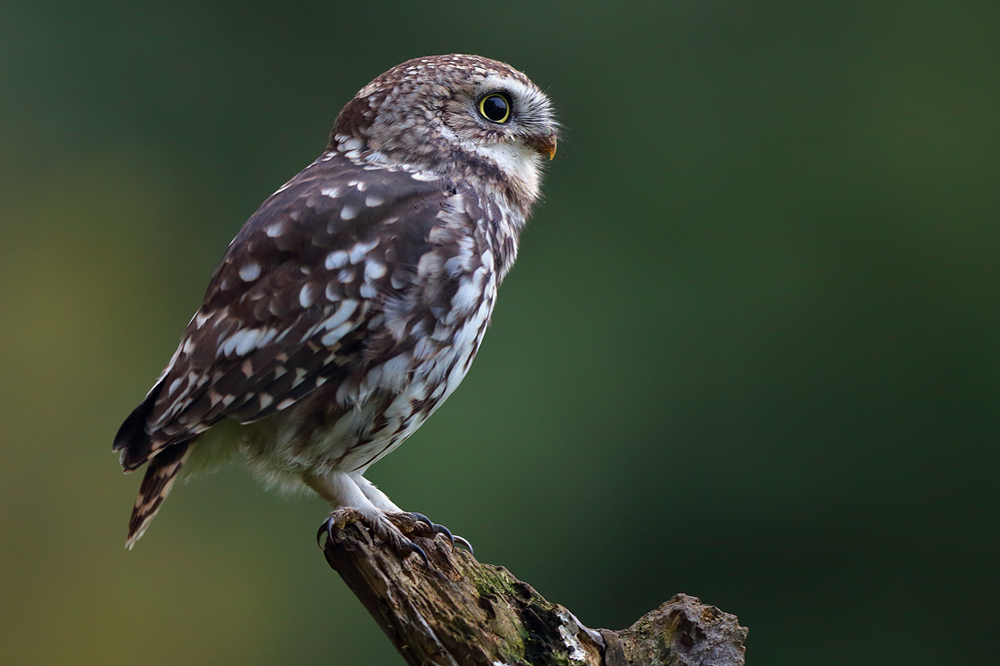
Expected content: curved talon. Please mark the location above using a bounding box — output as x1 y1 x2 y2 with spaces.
453 534 474 556
410 511 433 527
316 509 362 548
318 511 431 566
393 537 430 567
434 524 456 549
411 512 456 549
316 518 332 548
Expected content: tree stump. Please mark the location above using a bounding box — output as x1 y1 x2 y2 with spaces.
321 524 748 666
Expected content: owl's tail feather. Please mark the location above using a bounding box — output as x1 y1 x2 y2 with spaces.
125 442 192 549
113 378 165 472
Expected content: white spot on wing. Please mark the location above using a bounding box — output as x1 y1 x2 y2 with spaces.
299 284 316 309
258 328 278 348
349 239 379 264
321 322 353 346
340 204 359 220
239 262 261 281
325 250 349 270
234 329 262 356
364 260 387 280
341 137 363 151
320 300 358 332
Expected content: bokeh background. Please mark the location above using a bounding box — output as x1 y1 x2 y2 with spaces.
2 1 997 664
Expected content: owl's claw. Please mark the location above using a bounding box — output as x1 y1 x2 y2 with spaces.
317 508 472 567
317 508 432 567
408 512 474 556
397 539 430 567
316 519 329 548
409 512 455 548
317 506 364 548
453 534 474 555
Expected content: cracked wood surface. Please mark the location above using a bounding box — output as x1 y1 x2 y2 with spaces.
321 524 748 666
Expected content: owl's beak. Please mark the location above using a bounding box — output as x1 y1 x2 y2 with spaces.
529 133 558 160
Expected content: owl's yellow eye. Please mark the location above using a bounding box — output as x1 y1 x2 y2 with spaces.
478 93 511 123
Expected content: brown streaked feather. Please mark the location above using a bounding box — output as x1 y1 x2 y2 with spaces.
116 158 447 474
125 442 192 549
113 378 166 471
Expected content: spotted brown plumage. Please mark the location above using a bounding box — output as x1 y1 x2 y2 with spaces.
114 54 557 555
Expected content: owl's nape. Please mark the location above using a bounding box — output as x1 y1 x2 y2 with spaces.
115 55 556 559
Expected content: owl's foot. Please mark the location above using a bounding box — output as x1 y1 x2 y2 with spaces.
317 507 430 565
317 508 472 565
386 512 474 556
404 512 474 556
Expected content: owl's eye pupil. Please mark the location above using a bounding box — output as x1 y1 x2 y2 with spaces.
478 93 511 123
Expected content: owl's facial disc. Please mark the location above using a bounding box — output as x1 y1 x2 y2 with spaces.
447 74 557 200
467 75 557 157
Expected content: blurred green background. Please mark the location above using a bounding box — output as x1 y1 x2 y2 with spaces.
1 1 997 664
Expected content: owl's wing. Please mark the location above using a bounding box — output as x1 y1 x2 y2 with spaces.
113 153 459 472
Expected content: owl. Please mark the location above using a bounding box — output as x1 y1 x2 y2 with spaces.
113 54 558 560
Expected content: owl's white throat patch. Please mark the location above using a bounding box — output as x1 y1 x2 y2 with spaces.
472 140 544 203
469 75 551 203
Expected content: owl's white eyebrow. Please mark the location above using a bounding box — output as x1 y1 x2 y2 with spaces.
479 76 551 123
477 76 531 103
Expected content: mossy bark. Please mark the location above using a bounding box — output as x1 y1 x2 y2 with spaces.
321 524 748 666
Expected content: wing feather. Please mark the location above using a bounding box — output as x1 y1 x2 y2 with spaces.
118 154 451 470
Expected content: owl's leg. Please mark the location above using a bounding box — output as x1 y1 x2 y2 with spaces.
351 474 403 512
353 474 473 554
304 470 429 564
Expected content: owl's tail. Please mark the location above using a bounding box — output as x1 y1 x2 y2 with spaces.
125 442 192 549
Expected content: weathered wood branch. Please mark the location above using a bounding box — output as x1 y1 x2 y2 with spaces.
321 524 748 666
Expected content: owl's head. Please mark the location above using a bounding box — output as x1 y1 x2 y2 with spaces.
332 54 558 205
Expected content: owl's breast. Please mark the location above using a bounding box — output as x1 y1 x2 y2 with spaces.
248 198 503 478
337 223 500 472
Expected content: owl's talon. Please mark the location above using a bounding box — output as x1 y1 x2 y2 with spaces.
403 540 430 567
316 518 332 547
316 507 368 548
318 509 433 566
454 534 474 556
393 511 474 555
410 512 456 548
388 510 474 554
